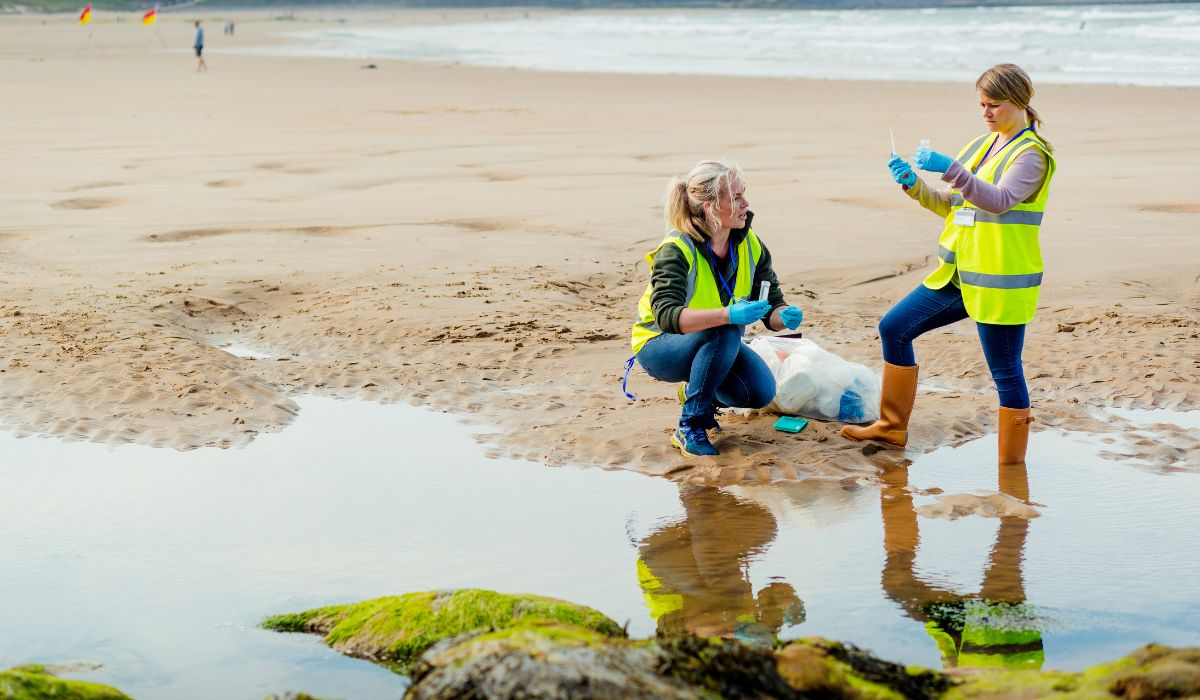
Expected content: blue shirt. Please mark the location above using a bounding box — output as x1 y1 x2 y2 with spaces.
194 27 204 47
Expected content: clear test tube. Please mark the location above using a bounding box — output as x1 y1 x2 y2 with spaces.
759 281 770 302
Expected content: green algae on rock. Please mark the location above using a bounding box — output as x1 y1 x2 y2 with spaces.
263 589 1200 700
0 665 131 700
943 643 1200 699
261 589 625 672
408 623 697 699
776 637 948 700
408 631 945 699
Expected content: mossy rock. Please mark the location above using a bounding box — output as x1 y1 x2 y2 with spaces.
944 643 1200 699
408 623 698 699
1105 644 1200 699
775 637 947 700
656 634 809 699
410 630 939 700
0 665 131 700
261 589 624 673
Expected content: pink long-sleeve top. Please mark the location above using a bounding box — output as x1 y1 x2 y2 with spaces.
905 142 1048 217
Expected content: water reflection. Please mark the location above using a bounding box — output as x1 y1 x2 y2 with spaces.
635 485 805 646
880 462 1045 670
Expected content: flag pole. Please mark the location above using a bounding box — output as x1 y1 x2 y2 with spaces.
75 4 104 57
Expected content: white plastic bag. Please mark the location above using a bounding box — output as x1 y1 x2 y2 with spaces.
747 336 880 423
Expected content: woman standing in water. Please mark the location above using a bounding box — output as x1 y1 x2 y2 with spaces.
630 160 804 457
842 64 1056 466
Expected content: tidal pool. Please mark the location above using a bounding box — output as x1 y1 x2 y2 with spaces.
2 399 1197 699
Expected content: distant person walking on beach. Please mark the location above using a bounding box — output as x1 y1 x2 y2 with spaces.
842 64 1055 467
193 21 206 72
629 160 805 457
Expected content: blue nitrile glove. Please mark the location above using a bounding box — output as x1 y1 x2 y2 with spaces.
888 155 916 187
728 299 771 326
914 145 953 173
780 306 804 330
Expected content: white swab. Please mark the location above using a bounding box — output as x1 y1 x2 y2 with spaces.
890 126 896 156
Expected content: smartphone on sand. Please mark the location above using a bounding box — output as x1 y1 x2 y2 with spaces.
773 416 809 433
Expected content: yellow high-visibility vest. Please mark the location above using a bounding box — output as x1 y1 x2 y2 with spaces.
630 230 762 353
923 131 1056 325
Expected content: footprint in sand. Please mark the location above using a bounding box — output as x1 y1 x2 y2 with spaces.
205 179 245 188
1136 203 1200 214
827 197 905 212
145 225 357 243
481 172 523 182
254 162 324 175
145 228 244 242
65 180 126 192
51 197 122 210
433 218 507 233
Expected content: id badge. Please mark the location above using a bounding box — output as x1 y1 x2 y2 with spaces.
954 208 977 227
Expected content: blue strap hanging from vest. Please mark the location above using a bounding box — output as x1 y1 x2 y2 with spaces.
705 242 741 304
621 355 638 401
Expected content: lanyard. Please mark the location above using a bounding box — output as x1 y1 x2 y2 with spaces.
973 126 1033 174
705 242 740 304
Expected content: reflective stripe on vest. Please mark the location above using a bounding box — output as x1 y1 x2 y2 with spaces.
946 194 1043 225
959 270 1043 289
923 131 1055 325
955 135 990 166
630 230 761 353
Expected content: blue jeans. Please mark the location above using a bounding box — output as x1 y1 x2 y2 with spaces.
637 326 776 428
879 284 1029 409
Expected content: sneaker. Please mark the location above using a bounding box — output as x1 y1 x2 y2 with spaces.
671 425 719 457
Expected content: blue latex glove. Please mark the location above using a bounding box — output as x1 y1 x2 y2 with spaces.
914 145 953 173
888 155 916 187
779 305 804 330
727 299 771 326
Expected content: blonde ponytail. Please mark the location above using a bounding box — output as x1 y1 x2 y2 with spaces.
1025 104 1053 153
663 160 743 243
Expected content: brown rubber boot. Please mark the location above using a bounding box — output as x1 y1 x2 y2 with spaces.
998 407 1035 466
840 362 918 448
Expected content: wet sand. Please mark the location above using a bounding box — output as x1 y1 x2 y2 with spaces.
3 399 1197 697
0 10 1197 483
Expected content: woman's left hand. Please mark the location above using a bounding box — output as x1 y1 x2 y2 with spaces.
780 306 804 330
915 145 953 173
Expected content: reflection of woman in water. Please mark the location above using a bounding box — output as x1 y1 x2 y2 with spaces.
635 485 804 645
879 463 1044 670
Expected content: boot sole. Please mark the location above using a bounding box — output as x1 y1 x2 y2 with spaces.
671 432 717 457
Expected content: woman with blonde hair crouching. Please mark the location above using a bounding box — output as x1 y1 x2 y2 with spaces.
629 160 805 457
842 64 1055 466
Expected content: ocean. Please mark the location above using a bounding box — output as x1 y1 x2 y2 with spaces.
261 3 1200 86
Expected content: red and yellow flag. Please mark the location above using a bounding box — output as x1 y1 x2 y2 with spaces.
142 6 157 25
79 3 92 25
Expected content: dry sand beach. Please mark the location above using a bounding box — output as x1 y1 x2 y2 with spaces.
1 10 1197 485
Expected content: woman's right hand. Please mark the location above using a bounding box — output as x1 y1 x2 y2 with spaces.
888 155 916 187
727 299 772 326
